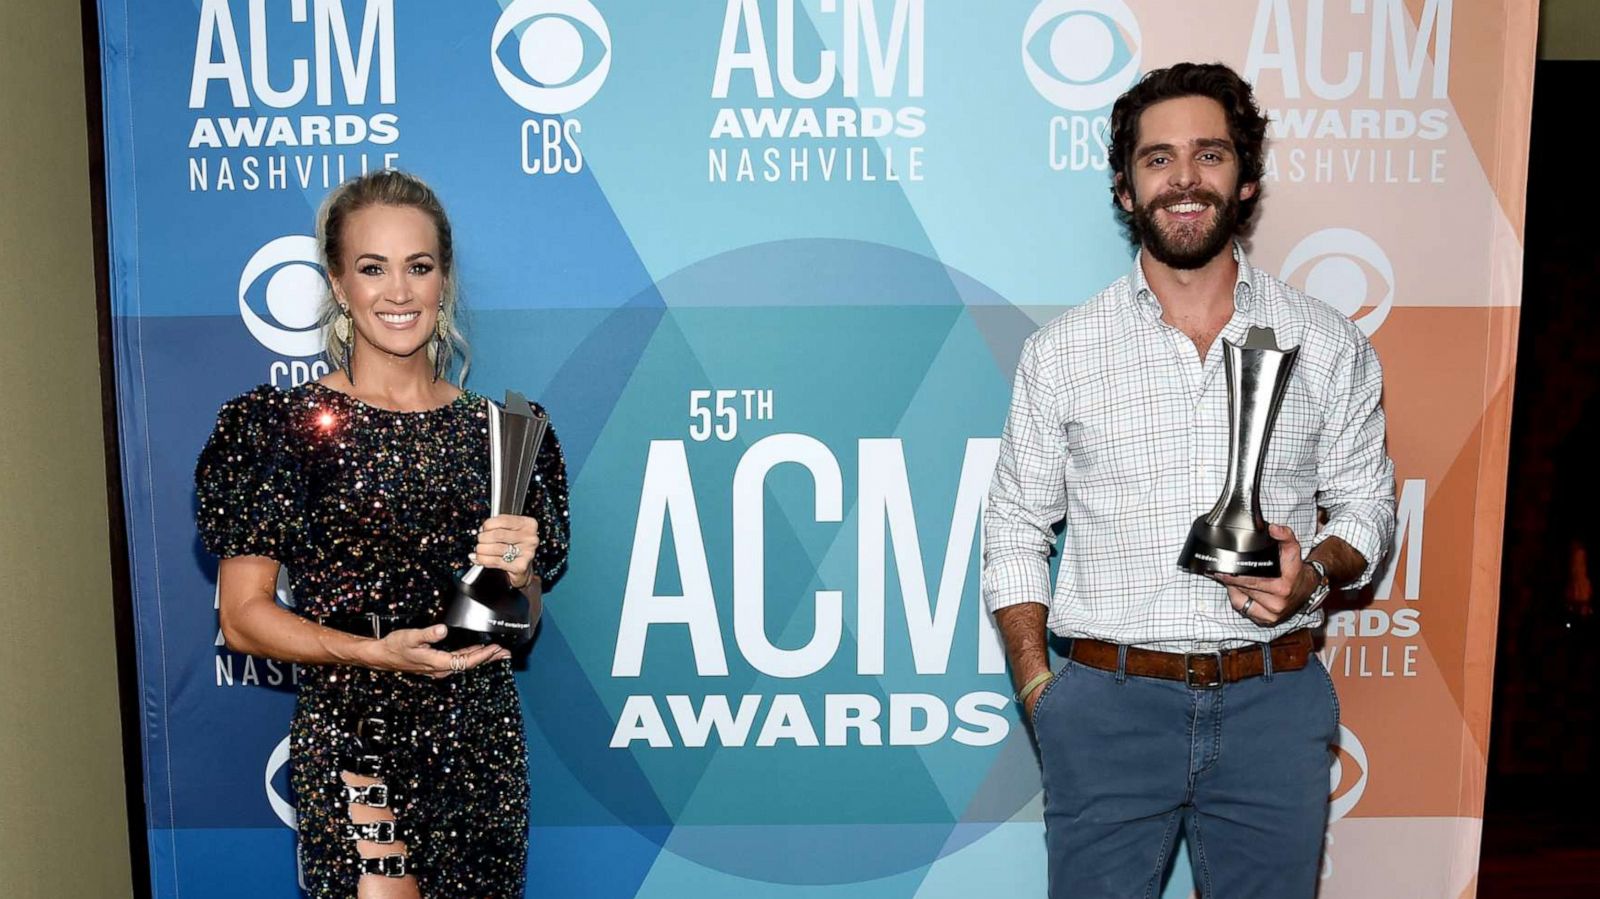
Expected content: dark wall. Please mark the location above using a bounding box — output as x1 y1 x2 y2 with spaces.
1490 59 1600 787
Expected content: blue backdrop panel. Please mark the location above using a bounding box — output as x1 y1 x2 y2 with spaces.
95 2 1187 896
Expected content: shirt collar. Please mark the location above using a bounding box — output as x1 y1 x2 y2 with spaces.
1130 241 1257 321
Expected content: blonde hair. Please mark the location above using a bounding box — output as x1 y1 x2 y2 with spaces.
315 169 469 383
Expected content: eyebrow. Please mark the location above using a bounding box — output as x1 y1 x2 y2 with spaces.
354 252 437 263
1136 138 1235 159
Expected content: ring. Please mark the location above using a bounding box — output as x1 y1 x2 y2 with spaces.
502 543 521 564
449 653 464 673
1240 597 1256 616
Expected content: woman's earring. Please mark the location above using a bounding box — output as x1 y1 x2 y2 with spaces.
333 305 352 341
432 308 450 382
334 304 355 382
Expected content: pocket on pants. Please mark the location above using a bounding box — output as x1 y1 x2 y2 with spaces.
1029 665 1069 727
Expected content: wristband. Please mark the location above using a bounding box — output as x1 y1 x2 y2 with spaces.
1015 670 1053 705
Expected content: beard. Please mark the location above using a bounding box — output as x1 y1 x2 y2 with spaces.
1131 186 1240 270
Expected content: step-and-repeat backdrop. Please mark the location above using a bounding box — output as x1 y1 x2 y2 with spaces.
94 2 1534 896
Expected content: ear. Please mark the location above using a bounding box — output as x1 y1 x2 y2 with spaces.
1114 173 1134 213
1239 180 1258 202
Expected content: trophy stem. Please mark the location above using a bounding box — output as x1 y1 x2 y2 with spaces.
487 406 506 518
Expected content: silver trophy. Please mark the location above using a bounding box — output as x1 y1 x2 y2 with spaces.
439 390 549 651
1178 326 1300 578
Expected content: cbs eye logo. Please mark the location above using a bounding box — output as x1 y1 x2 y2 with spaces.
1022 0 1142 112
490 0 612 115
266 735 296 829
1281 228 1395 337
238 235 327 358
1327 724 1369 823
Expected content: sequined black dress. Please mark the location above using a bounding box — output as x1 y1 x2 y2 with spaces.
195 382 569 898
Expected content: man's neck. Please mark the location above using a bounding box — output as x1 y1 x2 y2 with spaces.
1142 245 1240 323
1141 244 1242 361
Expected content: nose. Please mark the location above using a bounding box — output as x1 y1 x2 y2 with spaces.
1167 156 1200 191
385 269 414 305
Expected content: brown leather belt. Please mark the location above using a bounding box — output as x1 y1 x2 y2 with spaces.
1067 629 1314 689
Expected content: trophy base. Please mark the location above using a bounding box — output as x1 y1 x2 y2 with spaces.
437 570 541 652
1178 521 1282 578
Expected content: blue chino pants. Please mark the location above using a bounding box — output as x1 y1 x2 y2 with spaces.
1031 643 1340 899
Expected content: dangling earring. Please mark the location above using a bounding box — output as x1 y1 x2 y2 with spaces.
432 306 450 382
334 304 355 383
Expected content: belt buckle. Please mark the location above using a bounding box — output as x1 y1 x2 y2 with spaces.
350 753 386 776
344 782 390 808
1184 651 1224 689
346 820 397 844
357 715 390 749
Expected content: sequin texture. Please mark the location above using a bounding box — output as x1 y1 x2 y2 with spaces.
196 382 571 898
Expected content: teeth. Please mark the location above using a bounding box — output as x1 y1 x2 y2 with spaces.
377 312 419 323
1166 202 1206 213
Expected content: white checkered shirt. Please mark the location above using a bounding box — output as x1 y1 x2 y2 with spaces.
982 244 1396 652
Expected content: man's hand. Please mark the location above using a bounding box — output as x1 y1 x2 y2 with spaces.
1211 524 1318 626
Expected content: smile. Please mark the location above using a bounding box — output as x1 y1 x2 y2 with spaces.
376 311 421 326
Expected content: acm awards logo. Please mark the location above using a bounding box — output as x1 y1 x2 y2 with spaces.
489 0 613 176
1245 0 1455 186
187 0 402 193
237 235 334 387
707 0 928 184
1280 227 1395 337
1022 0 1141 173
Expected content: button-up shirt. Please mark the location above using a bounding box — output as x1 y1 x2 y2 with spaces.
981 245 1396 652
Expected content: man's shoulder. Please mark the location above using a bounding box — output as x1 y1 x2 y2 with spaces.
1029 276 1134 350
1251 264 1368 350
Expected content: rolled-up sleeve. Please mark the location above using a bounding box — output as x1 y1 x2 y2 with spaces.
1308 332 1396 588
983 331 1069 613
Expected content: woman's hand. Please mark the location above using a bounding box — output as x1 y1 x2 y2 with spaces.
473 514 541 589
367 624 508 678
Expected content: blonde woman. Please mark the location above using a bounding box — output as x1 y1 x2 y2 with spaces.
196 169 568 898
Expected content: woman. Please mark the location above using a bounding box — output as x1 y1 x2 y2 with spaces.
195 169 568 898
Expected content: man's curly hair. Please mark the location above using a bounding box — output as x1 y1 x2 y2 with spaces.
1106 62 1269 245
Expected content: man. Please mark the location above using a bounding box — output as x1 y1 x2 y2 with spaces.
982 63 1395 898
